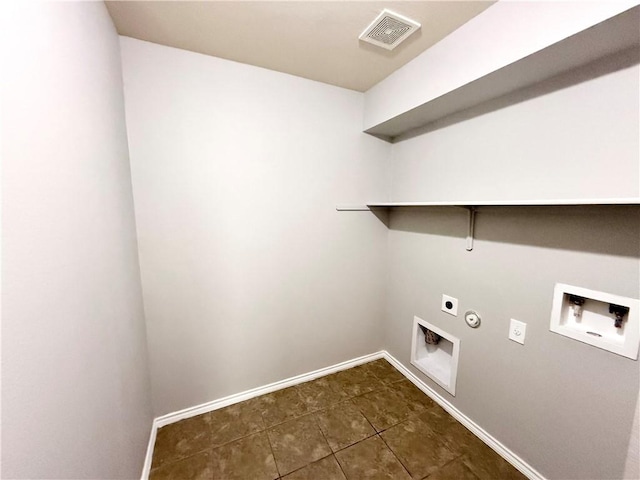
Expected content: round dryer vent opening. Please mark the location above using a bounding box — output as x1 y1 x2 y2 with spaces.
359 9 421 51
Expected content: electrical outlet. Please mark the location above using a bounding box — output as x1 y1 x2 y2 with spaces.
509 319 527 344
441 294 458 316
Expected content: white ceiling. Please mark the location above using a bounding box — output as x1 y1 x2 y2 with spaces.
105 1 495 92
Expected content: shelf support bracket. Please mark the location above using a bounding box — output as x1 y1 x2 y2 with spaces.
466 207 477 251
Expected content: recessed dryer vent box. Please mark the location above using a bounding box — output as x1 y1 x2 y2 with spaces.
550 283 640 360
411 316 460 395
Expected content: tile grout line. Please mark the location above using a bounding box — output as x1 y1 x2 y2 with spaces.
263 424 282 479
352 397 379 438
307 412 347 479
333 451 351 480
260 406 283 480
422 453 474 480
157 406 276 473
266 385 335 478
377 431 414 479
148 446 212 475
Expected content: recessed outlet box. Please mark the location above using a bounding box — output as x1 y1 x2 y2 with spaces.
411 316 460 395
550 283 640 360
441 294 458 316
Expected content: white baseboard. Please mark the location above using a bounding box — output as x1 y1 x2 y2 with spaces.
382 351 546 480
141 350 544 480
140 422 157 480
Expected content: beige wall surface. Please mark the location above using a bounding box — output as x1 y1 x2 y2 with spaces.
389 52 640 202
119 37 391 416
1 3 153 479
384 57 640 479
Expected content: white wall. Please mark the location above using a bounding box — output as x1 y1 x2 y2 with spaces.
384 56 640 479
119 37 391 416
1 3 153 478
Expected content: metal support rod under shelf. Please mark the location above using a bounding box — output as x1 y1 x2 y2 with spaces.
466 207 476 252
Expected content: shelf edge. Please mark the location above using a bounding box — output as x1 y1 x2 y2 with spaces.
366 198 640 208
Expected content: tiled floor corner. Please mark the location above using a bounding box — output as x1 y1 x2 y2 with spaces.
149 358 527 480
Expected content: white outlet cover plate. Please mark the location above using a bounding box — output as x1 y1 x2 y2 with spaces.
509 319 527 344
441 294 458 316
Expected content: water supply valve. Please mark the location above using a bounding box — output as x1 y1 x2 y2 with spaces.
609 304 629 329
569 294 586 317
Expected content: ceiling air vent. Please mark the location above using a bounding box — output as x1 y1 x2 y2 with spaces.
359 9 421 51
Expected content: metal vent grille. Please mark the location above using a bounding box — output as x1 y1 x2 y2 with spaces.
359 9 420 51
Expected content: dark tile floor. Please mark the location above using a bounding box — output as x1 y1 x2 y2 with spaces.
149 359 526 480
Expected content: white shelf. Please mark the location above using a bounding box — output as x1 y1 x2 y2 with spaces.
365 198 640 208
365 6 639 140
337 198 640 251
335 198 640 210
